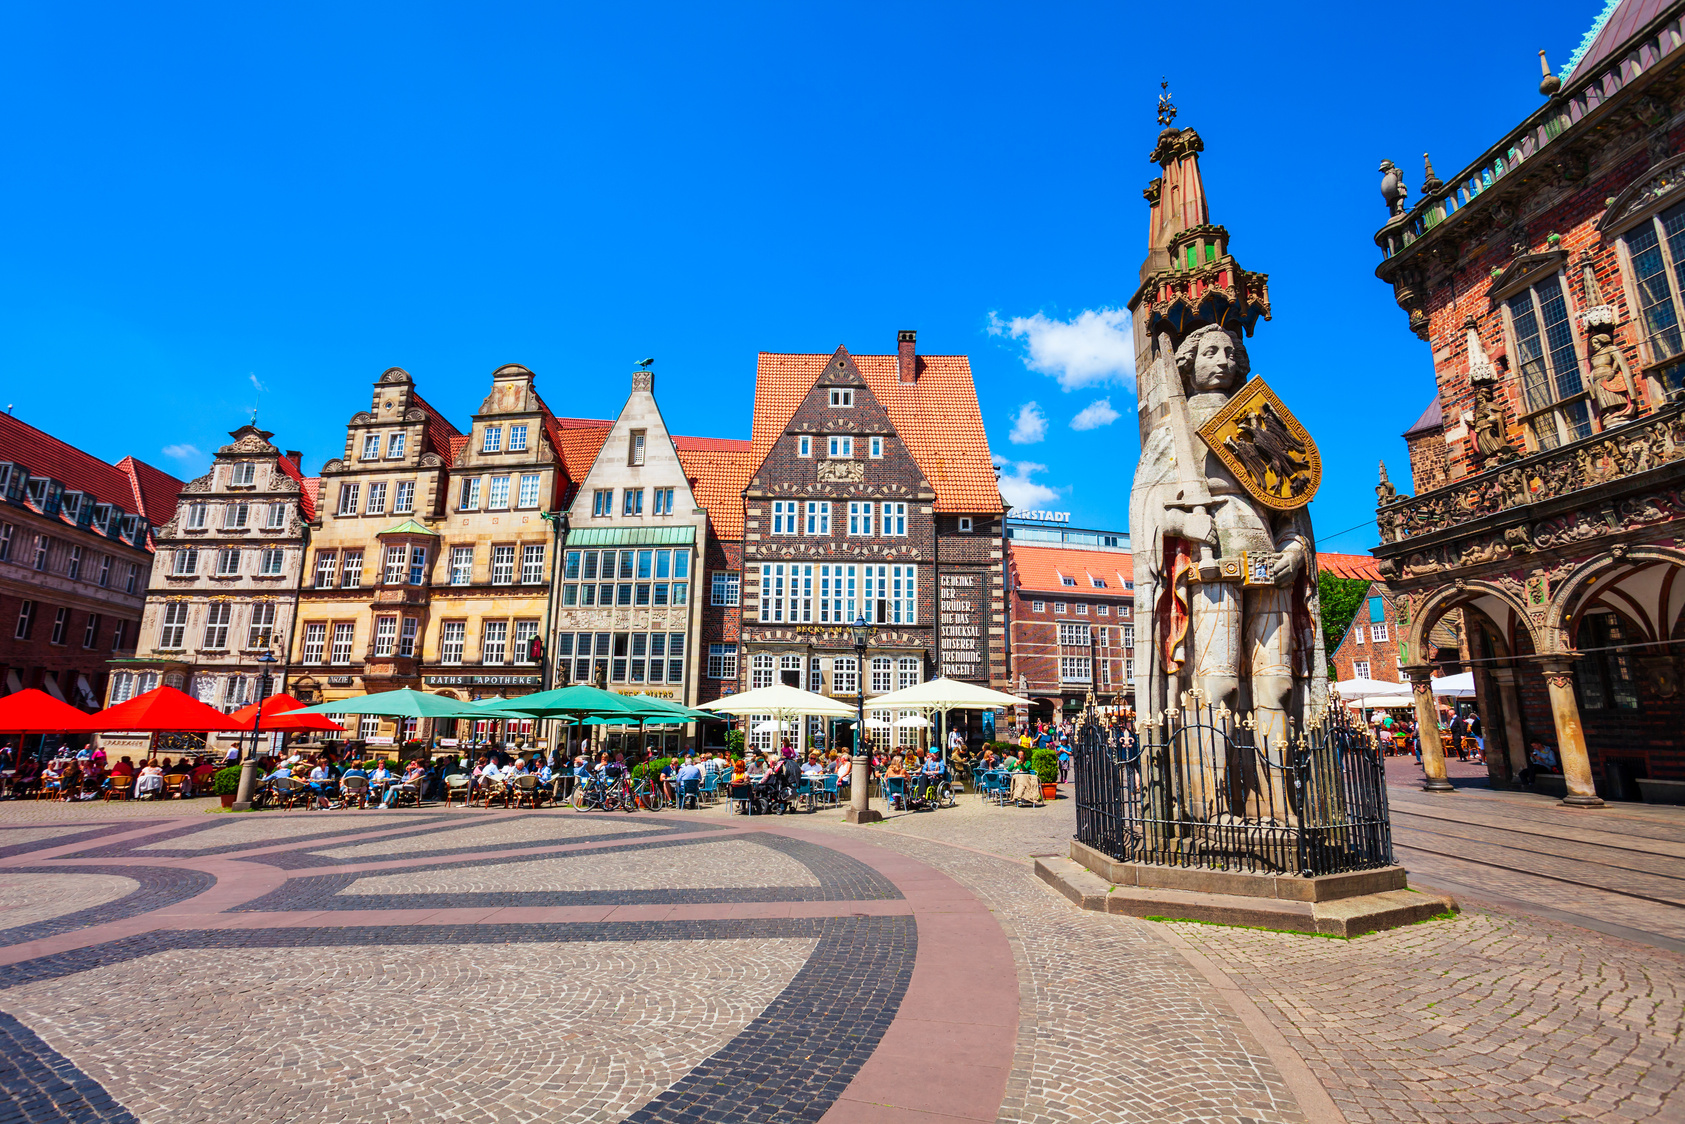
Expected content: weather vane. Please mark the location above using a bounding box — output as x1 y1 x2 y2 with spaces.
1156 78 1177 127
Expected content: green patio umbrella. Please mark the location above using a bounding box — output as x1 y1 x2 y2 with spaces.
291 688 488 720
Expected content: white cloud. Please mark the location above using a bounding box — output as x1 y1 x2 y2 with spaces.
988 307 1135 390
248 372 267 393
161 444 202 462
1070 398 1121 431
991 454 1061 510
1008 402 1047 445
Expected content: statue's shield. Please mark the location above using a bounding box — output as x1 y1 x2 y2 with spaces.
1196 377 1321 511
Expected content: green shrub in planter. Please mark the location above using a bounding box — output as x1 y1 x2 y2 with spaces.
724 730 745 757
212 766 243 796
1030 749 1060 785
631 757 673 782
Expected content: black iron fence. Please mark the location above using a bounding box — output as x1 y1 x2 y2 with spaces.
1074 696 1393 876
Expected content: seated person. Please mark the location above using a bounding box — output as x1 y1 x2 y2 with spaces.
883 756 907 807
801 754 823 777
834 755 851 787
369 760 396 792
13 757 41 797
730 758 749 786
675 756 704 799
192 759 217 792
659 758 679 802
109 756 136 782
384 760 426 807
918 750 945 801
135 761 165 798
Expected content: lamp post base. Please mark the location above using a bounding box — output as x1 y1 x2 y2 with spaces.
1421 778 1456 793
844 806 883 825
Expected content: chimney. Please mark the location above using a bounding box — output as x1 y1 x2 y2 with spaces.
897 329 917 384
286 450 302 464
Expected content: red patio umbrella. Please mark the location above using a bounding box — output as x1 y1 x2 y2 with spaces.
85 686 249 732
0 688 99 733
228 694 346 733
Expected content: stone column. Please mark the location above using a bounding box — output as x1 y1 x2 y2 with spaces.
1537 657 1605 808
1491 668 1529 784
1404 665 1454 792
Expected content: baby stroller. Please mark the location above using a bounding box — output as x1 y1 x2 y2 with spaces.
749 757 800 815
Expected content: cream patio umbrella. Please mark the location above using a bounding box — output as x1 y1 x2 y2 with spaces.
696 683 855 756
863 677 1030 764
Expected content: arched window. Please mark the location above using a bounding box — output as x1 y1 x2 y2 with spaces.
1574 609 1639 710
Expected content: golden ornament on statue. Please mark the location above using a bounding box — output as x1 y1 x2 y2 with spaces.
1196 376 1321 511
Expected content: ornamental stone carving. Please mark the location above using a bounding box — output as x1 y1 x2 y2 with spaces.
816 461 865 483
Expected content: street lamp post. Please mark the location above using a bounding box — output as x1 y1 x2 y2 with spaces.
231 650 278 811
846 616 881 824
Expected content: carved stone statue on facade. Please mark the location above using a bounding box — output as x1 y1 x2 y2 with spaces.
1587 330 1640 422
1131 324 1325 752
1473 382 1518 462
1379 160 1409 218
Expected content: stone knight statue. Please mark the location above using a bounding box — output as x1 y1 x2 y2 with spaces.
1127 121 1327 755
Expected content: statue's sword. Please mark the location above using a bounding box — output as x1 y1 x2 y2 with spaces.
1156 329 1225 581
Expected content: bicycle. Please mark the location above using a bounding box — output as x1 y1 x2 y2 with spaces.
629 775 665 811
569 773 621 812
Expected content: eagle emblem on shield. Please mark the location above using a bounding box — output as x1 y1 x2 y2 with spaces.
1196 377 1321 511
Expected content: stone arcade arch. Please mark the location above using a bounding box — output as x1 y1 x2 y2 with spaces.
1400 580 1540 792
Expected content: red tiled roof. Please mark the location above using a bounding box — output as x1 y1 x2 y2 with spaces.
1403 397 1442 438
275 456 317 521
751 352 1003 514
410 392 464 465
678 445 755 540
299 478 321 522
1009 544 1134 596
1318 552 1382 582
0 412 183 524
447 434 469 466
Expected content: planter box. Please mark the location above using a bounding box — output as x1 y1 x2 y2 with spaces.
1041 782 1059 801
220 794 236 808
1637 779 1685 805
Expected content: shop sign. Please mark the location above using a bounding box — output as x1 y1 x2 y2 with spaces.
327 677 355 687
424 675 541 687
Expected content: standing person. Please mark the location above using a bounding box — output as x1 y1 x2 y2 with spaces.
1450 711 1467 762
1057 739 1072 784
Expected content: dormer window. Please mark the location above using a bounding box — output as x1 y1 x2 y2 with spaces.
829 389 854 407
827 436 853 458
386 433 406 458
629 430 646 466
1091 577 1107 588
1060 574 1076 587
483 426 503 453
509 424 528 452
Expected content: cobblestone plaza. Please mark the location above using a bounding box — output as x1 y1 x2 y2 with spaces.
0 785 1679 1123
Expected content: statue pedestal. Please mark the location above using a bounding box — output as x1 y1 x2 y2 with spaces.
1038 840 1457 938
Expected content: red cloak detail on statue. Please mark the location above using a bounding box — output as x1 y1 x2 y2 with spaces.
1158 536 1193 674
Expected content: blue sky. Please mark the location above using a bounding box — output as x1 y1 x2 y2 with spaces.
0 1 1610 552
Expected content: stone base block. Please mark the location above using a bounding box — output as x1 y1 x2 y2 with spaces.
844 806 884 825
1038 844 1456 938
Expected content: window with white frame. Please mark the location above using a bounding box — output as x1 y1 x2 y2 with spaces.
488 476 511 509
83 613 99 649
1054 602 1066 614
1058 622 1090 646
707 642 738 679
958 517 972 532
32 535 48 571
98 554 111 587
398 617 418 657
110 671 135 704
1353 659 1372 679
482 426 502 452
440 621 465 664
491 544 516 585
760 562 787 622
880 502 906 535
159 602 188 648
174 547 200 576
342 550 364 588
512 620 539 664
1354 624 1365 645
804 501 830 534
1371 622 1389 642
460 478 482 511
314 552 337 588
329 622 355 664
592 489 611 516
1060 656 1092 682
1620 199 1685 395
517 474 541 508
831 656 857 695
869 436 882 458
361 434 381 460
337 483 360 515
482 620 508 664
897 656 920 689
870 657 892 693
266 502 287 528
259 548 284 575
185 503 207 529
771 500 797 534
302 622 326 664
215 548 240 576
48 606 68 644
711 571 739 606
628 430 646 466
817 562 856 623
224 501 250 528
828 435 853 457
829 388 853 407
393 482 414 514
653 487 675 515
383 545 407 585
201 603 231 648
798 435 811 457
750 652 775 689
248 602 276 648
373 615 398 656
13 600 34 641
622 488 643 516
1506 275 1592 449
1097 604 1110 615
1075 603 1088 616
508 424 528 452
848 501 873 536
521 544 545 584
66 545 82 580
1123 624 1134 649
387 432 406 458
1031 600 1045 612
407 546 428 585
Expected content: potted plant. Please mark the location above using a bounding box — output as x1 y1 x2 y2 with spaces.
212 765 243 808
1031 748 1060 801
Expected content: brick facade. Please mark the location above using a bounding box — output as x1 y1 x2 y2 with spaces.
1006 543 1134 721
